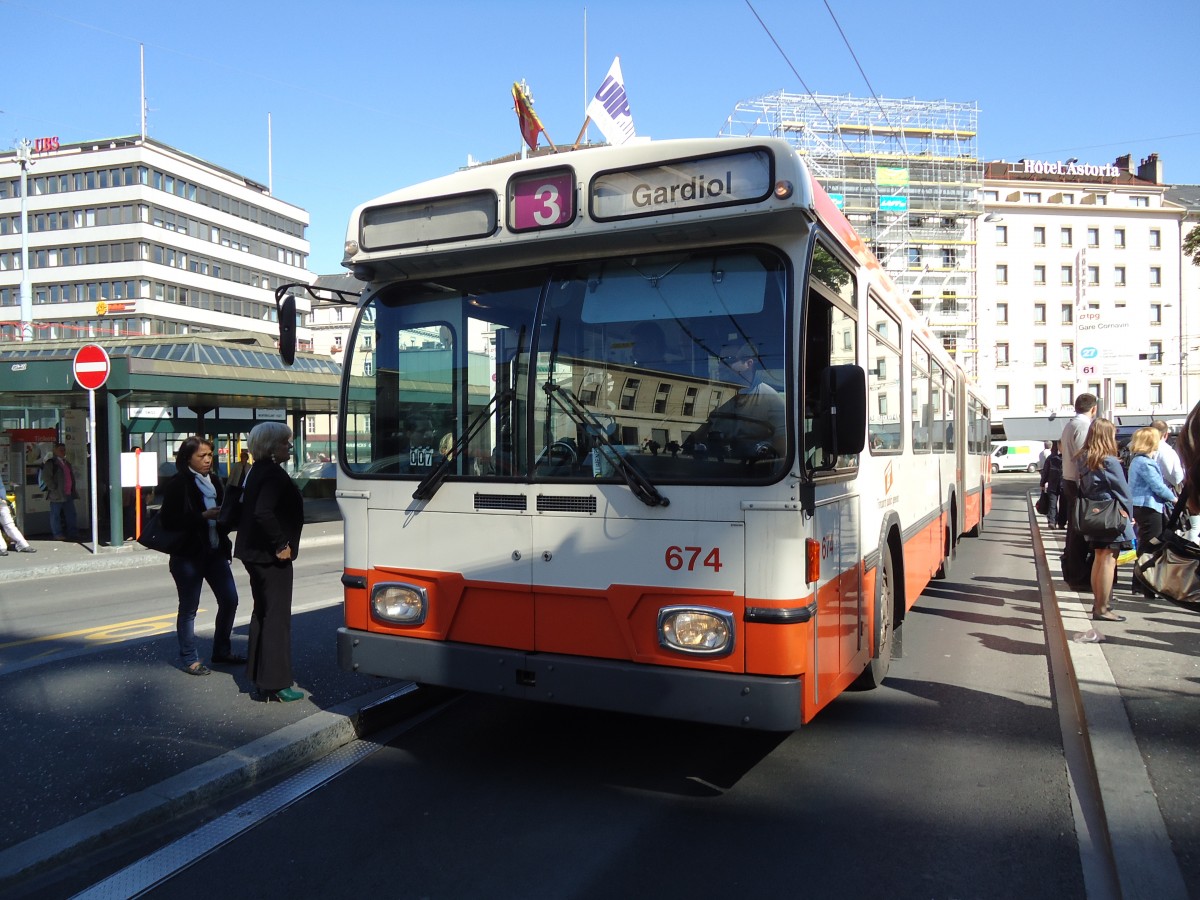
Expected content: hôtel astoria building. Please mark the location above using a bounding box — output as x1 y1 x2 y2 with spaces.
976 152 1193 423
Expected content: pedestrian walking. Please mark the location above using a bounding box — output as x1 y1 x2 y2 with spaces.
42 443 80 541
0 471 37 555
234 422 305 703
227 448 252 488
160 436 243 676
1040 442 1063 529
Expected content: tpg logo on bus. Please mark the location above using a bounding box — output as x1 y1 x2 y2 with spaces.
591 149 773 221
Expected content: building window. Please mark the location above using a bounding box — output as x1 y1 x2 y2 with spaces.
682 386 698 417
1061 384 1074 406
1062 343 1074 366
908 247 922 268
1151 382 1163 405
1115 382 1127 407
1061 304 1073 325
996 302 1008 325
996 264 1008 285
1114 266 1126 287
1024 192 1042 204
1114 228 1126 248
1034 303 1046 324
1132 196 1149 208
1087 266 1099 286
654 383 671 414
1034 342 1047 366
1087 227 1099 247
1033 225 1046 246
996 342 1009 366
1061 227 1073 247
1149 341 1163 365
1060 266 1073 285
984 190 999 202
1034 384 1047 408
997 385 1009 408
995 225 1007 245
1150 303 1162 325
1150 228 1161 249
1033 264 1046 285
1150 266 1161 286
620 378 641 410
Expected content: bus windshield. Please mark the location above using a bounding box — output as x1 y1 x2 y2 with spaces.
340 246 790 486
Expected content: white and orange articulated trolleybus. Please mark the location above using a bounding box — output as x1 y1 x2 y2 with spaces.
277 137 991 730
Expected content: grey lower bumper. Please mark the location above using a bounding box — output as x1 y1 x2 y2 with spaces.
337 627 803 731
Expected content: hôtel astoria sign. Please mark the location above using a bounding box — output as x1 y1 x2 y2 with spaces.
1010 158 1122 178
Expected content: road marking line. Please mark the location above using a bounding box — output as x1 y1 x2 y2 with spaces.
0 612 194 650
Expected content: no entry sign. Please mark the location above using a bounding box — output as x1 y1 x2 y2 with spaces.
73 344 111 390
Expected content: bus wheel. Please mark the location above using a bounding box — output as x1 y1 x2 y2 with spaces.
854 551 894 689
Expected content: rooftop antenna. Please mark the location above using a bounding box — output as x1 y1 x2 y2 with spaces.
268 112 273 194
140 44 147 140
582 8 589 144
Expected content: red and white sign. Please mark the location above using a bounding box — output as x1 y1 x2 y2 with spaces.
73 344 111 391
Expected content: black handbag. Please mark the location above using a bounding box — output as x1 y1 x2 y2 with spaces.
1133 496 1200 613
1071 494 1126 542
1035 491 1050 515
137 509 188 554
217 467 249 530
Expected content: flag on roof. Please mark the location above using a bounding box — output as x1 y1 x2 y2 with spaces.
586 57 636 146
512 81 547 152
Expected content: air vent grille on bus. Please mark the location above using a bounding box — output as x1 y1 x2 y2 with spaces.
473 493 527 511
536 495 598 514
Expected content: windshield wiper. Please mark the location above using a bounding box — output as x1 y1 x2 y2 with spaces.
413 326 525 502
541 381 669 508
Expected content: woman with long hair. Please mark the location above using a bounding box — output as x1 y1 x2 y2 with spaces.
1176 404 1200 541
160 435 243 675
1078 419 1135 622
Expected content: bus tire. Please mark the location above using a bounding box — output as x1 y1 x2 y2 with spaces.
854 550 894 689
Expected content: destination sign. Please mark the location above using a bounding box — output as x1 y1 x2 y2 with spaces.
590 149 773 221
361 190 498 251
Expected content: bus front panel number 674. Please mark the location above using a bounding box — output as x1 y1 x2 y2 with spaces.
664 546 723 573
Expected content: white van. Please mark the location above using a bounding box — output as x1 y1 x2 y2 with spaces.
990 441 1045 473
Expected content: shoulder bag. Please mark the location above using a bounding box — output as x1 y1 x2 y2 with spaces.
217 467 250 530
1133 495 1200 613
1071 493 1126 543
137 508 188 554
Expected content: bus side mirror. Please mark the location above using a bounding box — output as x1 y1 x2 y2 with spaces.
819 364 867 458
279 294 297 366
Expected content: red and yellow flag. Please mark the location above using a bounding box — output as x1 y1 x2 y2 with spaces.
512 81 553 152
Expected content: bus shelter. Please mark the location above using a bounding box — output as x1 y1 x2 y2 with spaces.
0 334 340 547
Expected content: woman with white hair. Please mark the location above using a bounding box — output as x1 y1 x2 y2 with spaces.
234 422 305 702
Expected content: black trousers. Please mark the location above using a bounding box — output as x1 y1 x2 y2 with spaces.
1061 479 1091 584
242 559 294 692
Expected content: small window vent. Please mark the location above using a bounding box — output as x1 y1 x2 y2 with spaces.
474 493 527 511
537 495 598 514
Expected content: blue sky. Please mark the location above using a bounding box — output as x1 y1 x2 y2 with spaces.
5 0 1198 274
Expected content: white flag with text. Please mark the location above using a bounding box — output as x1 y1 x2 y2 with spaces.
587 57 636 146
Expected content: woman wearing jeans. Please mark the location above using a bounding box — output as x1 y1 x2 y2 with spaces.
160 436 243 675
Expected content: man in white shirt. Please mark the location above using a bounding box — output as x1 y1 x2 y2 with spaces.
1059 393 1098 585
1153 420 1183 496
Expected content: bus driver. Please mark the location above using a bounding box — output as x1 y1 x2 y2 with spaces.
684 340 786 462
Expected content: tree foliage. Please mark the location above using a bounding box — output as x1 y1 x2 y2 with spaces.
1185 223 1200 267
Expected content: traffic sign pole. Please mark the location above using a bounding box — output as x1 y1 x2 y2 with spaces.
73 345 110 555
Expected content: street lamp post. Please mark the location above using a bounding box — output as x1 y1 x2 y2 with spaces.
15 138 33 341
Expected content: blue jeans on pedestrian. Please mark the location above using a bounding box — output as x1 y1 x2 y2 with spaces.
49 499 78 539
170 548 240 666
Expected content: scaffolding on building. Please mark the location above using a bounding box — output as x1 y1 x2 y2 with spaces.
721 92 983 377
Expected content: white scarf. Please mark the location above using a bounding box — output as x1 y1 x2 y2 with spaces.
190 467 219 548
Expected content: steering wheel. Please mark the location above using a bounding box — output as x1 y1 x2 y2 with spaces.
537 440 579 470
709 411 775 441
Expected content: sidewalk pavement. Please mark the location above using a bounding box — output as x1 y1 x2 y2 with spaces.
0 496 442 893
1032 502 1197 899
0 497 344 583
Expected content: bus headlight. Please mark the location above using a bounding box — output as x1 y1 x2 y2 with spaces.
657 606 735 656
371 583 428 625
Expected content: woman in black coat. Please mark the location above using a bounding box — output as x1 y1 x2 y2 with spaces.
234 422 305 702
160 436 243 675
